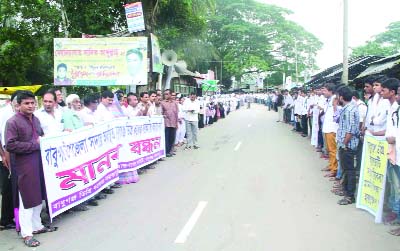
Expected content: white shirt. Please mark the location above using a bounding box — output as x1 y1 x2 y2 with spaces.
0 104 15 161
183 99 200 122
79 107 98 125
355 99 368 124
322 95 338 133
284 94 294 108
0 104 15 148
95 103 114 123
385 101 399 138
294 96 304 115
34 108 64 136
122 105 141 118
367 93 391 132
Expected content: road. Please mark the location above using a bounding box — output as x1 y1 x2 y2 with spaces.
1 104 399 251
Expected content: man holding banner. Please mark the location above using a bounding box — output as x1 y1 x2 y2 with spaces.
6 91 57 247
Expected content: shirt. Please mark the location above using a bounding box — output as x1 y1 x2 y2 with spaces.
367 93 391 132
95 103 114 123
79 106 98 125
34 108 64 136
356 99 368 124
385 101 399 138
62 109 84 130
322 95 339 133
161 100 179 128
337 103 360 150
123 105 142 118
183 99 200 122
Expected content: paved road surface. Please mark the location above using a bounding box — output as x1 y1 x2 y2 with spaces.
1 105 399 251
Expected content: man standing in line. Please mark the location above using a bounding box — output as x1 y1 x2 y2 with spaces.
161 89 178 157
48 88 66 109
0 91 21 231
137 92 151 116
6 91 57 247
336 87 360 205
34 91 64 136
276 90 284 122
184 93 200 150
321 83 339 178
122 93 142 118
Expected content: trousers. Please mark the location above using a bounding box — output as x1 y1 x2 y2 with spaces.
186 121 199 147
325 133 338 172
19 192 44 238
338 148 356 198
1 163 14 226
165 127 177 154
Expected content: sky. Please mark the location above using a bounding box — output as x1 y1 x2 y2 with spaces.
258 0 400 72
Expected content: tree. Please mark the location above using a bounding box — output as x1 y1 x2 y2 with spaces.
207 0 322 89
351 21 400 58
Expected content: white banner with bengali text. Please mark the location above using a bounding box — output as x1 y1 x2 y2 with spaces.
40 116 165 219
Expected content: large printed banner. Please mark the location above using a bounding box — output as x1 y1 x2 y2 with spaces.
356 135 388 223
40 116 165 219
151 33 163 73
54 37 148 86
124 2 145 33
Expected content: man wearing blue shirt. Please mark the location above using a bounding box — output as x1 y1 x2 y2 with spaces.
336 87 360 205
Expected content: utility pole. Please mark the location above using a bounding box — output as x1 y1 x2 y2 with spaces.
295 40 298 84
342 0 349 84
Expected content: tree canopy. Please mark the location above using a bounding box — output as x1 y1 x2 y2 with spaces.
351 21 400 58
0 0 322 89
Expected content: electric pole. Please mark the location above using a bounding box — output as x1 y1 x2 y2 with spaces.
342 0 349 84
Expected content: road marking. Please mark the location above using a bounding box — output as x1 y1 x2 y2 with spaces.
234 141 242 151
175 201 208 244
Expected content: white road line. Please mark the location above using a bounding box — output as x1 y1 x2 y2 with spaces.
234 141 242 151
175 201 208 244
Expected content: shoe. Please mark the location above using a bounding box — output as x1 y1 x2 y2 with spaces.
111 184 122 189
102 188 114 194
96 193 107 200
184 146 192 150
193 146 200 149
158 158 165 161
0 223 16 230
87 199 99 206
171 152 176 156
137 169 146 175
146 165 156 169
72 204 89 211
166 153 173 157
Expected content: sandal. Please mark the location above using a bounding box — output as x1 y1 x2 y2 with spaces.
334 190 345 196
33 226 58 234
324 173 336 178
388 228 400 236
337 197 355 205
329 177 340 181
321 167 330 172
24 236 40 247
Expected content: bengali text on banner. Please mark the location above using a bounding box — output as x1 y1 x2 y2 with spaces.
40 116 165 219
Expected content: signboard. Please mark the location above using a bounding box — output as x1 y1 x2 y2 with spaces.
202 80 219 92
356 135 388 223
40 116 165 219
54 37 148 86
124 2 145 33
151 33 163 73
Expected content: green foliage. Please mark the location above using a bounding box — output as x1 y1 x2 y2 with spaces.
351 21 400 58
208 0 322 88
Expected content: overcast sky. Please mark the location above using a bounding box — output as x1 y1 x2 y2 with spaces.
258 0 400 72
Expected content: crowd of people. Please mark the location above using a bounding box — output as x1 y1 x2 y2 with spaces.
0 88 244 247
261 75 400 236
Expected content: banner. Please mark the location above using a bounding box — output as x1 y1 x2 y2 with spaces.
151 33 163 73
356 135 388 223
124 2 145 33
40 116 165 219
54 37 148 86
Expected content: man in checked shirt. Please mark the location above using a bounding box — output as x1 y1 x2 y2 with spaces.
336 87 360 206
